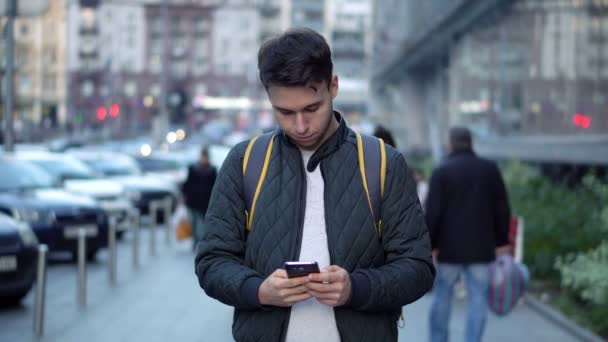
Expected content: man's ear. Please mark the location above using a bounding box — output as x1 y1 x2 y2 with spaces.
330 75 339 99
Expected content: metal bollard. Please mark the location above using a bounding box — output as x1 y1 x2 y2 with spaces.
34 244 48 336
77 228 87 307
164 197 172 245
108 216 117 286
149 201 157 256
131 208 140 269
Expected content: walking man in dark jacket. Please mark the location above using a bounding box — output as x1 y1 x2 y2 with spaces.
195 28 435 342
182 147 216 248
425 127 511 342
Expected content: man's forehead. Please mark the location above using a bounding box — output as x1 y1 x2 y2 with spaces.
267 82 327 108
268 80 327 93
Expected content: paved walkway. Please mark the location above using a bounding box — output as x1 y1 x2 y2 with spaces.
0 230 584 342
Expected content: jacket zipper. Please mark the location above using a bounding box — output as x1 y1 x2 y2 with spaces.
281 149 307 342
292 150 307 261
320 163 334 264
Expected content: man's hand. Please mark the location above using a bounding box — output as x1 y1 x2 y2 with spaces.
258 269 311 307
306 265 351 306
495 245 512 257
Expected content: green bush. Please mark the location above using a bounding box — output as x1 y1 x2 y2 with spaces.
555 241 608 306
501 162 606 278
502 161 608 336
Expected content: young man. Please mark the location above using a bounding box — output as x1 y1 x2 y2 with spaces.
195 28 434 342
425 127 511 342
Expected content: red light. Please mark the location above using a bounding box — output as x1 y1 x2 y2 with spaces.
109 103 120 117
573 113 591 129
97 106 107 121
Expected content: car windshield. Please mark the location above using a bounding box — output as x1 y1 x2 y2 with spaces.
80 155 142 176
0 159 56 191
28 156 96 180
136 156 187 172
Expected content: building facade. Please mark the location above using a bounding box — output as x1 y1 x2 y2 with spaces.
1 0 68 140
372 0 608 165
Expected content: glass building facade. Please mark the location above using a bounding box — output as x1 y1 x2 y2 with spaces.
372 0 608 165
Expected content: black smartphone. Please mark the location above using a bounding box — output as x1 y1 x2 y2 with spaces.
284 261 320 278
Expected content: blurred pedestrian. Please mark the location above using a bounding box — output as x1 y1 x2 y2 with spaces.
182 146 216 250
195 28 434 342
373 124 396 148
425 126 511 342
412 168 429 206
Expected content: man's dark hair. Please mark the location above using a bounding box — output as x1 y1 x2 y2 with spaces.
373 125 396 148
200 146 209 158
449 126 472 151
258 28 333 90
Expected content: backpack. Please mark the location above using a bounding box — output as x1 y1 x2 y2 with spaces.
242 132 387 238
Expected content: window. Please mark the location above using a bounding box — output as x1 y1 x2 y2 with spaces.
149 55 161 73
19 75 30 95
20 23 29 35
43 75 56 93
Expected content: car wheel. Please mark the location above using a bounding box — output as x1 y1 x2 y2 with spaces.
86 248 98 261
0 291 29 307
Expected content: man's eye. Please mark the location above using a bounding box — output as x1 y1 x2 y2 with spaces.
305 106 319 112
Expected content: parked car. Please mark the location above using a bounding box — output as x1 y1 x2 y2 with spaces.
0 212 38 305
133 152 193 188
69 151 178 221
0 157 108 260
17 151 135 234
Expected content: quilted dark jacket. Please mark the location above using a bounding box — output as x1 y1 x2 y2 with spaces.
195 116 435 342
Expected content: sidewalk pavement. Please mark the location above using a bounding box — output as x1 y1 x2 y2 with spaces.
0 234 586 342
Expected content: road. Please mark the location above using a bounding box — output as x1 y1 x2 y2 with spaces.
0 226 583 342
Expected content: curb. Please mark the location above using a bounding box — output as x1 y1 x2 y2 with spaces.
524 294 606 342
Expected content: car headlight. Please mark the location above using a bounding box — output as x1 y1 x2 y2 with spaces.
125 190 141 202
16 222 39 246
12 208 55 224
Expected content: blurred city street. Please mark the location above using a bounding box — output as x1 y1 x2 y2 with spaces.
1 0 608 341
0 226 583 342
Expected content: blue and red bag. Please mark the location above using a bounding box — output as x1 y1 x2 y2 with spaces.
488 254 530 316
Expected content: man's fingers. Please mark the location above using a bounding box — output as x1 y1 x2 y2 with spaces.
308 290 340 300
308 271 343 283
284 293 311 304
305 281 341 293
278 285 309 298
322 265 342 272
273 269 288 278
276 275 309 289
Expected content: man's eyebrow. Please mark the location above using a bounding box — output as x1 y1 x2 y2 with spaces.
272 105 294 112
273 101 323 112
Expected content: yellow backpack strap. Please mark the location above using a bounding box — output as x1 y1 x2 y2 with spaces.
242 133 275 231
355 132 387 239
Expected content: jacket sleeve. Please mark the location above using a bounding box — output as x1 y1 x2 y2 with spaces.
194 143 265 310
348 153 435 312
425 168 443 250
491 163 511 248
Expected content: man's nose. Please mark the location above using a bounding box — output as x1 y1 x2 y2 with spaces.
294 113 308 134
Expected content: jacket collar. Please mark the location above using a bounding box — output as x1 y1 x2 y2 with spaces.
448 149 476 158
277 111 348 172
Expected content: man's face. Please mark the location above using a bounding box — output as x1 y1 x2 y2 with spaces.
267 76 339 151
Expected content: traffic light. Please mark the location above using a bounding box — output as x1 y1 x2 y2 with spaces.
96 106 107 121
110 103 120 117
573 113 591 129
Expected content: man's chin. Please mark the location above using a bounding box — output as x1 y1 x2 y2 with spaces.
293 138 320 151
